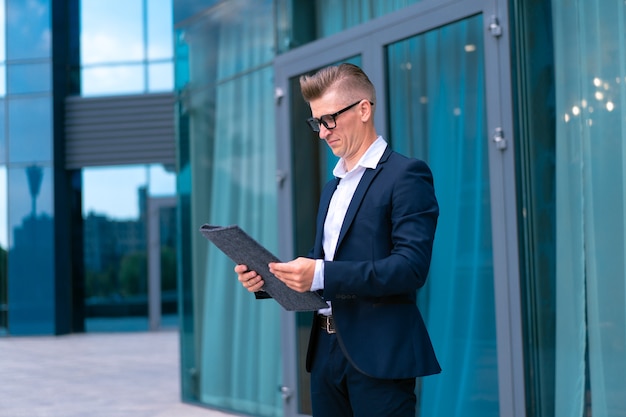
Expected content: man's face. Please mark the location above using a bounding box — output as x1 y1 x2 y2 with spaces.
309 91 365 162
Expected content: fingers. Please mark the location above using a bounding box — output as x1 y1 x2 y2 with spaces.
244 275 264 292
234 264 248 274
269 258 314 293
234 264 264 292
268 260 297 274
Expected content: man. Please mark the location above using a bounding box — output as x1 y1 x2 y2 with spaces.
235 63 440 416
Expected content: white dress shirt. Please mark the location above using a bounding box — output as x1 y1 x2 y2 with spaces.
310 136 388 315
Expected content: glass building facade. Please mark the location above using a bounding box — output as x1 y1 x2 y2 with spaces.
80 0 174 96
1 0 625 417
1 0 56 335
0 0 177 336
174 0 626 417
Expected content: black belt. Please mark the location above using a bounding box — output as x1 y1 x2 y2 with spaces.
319 315 336 334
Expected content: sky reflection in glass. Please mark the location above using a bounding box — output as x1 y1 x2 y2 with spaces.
80 0 174 96
83 164 175 220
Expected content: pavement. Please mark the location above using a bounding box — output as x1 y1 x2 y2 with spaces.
0 330 239 417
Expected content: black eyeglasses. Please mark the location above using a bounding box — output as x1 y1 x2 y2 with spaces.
306 100 373 132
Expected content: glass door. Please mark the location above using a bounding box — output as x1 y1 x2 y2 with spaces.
385 15 499 416
274 1 521 416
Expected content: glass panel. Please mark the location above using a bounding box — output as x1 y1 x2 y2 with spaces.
386 15 499 416
0 166 5 248
81 65 144 97
509 2 557 417
80 0 174 96
7 62 51 95
147 0 173 60
179 65 282 415
0 100 5 162
282 0 424 51
147 165 177 328
80 0 143 64
82 164 177 333
203 67 280 416
0 165 7 334
0 0 4 97
214 0 274 81
7 164 54 334
158 203 177 327
148 164 176 196
82 165 149 332
0 65 5 97
0 0 5 61
175 0 272 92
553 1 626 416
176 6 280 412
8 97 52 163
173 0 218 23
6 0 51 60
173 33 189 90
148 61 174 92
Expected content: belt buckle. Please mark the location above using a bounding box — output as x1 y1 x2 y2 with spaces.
325 316 336 334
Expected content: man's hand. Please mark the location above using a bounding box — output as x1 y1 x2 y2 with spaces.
269 257 315 293
235 264 265 292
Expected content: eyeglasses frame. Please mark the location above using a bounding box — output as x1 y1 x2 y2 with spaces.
306 100 374 132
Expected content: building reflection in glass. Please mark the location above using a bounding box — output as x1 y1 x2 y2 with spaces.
8 164 54 334
0 166 6 333
82 164 176 331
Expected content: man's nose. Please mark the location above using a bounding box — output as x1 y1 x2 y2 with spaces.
318 124 330 140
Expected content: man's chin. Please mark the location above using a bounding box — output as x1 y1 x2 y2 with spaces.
327 143 342 157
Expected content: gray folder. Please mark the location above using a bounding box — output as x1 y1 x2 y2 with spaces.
199 224 328 311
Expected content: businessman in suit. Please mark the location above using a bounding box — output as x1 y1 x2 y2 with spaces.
236 63 440 416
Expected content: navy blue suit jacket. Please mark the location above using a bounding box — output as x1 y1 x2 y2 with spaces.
306 146 441 379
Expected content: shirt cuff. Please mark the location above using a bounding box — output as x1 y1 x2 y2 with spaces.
310 259 325 292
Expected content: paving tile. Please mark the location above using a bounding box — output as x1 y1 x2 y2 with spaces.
0 331 237 417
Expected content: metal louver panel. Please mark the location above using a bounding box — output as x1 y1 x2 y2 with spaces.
65 93 176 169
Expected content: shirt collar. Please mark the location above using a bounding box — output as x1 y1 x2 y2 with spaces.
333 136 387 178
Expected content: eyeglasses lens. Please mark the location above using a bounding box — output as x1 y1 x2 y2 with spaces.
320 115 336 130
307 119 320 132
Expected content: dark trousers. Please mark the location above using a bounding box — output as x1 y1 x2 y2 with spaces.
310 328 417 417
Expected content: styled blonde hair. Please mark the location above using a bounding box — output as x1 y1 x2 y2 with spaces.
299 63 376 105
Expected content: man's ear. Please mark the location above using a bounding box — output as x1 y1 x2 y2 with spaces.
359 100 373 122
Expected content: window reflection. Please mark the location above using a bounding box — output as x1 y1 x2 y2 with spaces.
81 65 144 97
82 164 176 332
0 101 5 162
0 166 7 333
148 62 174 92
6 0 51 60
7 62 51 95
0 166 6 249
0 65 5 97
6 164 55 334
386 15 498 416
147 0 174 60
80 0 143 64
173 0 218 23
0 0 4 97
80 0 174 97
0 0 5 61
147 164 176 196
8 96 52 163
8 164 53 248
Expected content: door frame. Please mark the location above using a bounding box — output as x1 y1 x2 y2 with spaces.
273 1 523 416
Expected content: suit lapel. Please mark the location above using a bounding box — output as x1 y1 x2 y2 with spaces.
314 177 340 258
334 147 392 252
